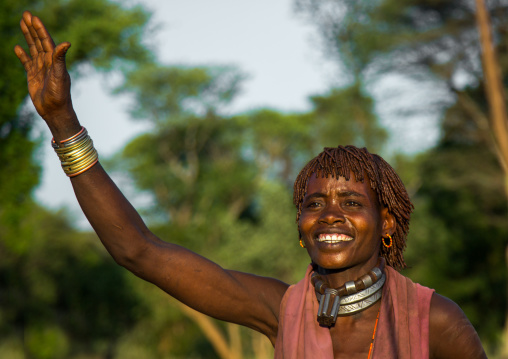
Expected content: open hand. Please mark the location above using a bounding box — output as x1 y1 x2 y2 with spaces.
14 11 77 130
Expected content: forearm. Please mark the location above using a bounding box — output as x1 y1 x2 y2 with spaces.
49 117 155 270
70 162 154 267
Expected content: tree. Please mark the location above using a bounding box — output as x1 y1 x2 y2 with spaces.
5 1 393 356
1 0 152 357
109 58 388 357
294 0 508 175
2 0 151 216
294 0 508 352
293 0 508 154
2 0 152 245
401 143 507 349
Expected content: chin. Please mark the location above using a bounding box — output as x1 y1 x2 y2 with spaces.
311 255 351 270
311 252 377 272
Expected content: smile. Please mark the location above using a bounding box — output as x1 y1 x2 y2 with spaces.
316 233 354 243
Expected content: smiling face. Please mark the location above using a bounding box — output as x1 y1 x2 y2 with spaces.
298 173 395 275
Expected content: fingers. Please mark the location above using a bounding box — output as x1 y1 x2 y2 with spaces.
13 45 32 72
20 18 38 58
17 10 60 71
22 11 44 54
32 16 56 52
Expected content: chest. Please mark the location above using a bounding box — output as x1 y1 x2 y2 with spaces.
329 303 380 359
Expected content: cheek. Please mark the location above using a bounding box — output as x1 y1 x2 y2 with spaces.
297 216 312 237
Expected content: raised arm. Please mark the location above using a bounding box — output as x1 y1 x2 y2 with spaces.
14 11 288 343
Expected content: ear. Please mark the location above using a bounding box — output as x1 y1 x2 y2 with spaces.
380 207 396 236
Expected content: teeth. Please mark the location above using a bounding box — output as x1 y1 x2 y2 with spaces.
317 234 353 243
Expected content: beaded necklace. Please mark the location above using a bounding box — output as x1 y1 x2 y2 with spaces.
367 309 380 359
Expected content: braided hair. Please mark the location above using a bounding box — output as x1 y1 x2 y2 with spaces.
293 145 413 269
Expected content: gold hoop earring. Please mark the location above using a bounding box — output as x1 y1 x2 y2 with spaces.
382 234 393 248
299 239 305 248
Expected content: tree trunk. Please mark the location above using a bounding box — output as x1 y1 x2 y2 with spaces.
475 0 508 356
177 302 240 359
251 330 274 358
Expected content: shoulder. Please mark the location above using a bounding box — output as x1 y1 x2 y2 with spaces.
428 293 487 359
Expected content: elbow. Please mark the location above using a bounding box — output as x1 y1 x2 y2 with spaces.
108 229 154 272
115 244 148 270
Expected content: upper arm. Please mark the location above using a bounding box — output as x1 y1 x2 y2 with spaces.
429 293 487 359
128 231 290 340
68 165 289 340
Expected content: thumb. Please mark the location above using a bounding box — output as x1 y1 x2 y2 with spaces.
53 41 71 66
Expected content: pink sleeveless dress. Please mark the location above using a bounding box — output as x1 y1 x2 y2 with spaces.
274 265 434 359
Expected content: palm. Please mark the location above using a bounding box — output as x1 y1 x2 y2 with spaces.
27 50 70 117
15 11 72 120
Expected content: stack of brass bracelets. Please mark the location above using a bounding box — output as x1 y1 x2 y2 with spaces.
52 127 98 177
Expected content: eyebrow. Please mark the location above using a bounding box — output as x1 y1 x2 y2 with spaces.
339 191 366 198
304 191 366 200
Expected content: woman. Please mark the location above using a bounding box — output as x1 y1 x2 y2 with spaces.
14 11 487 358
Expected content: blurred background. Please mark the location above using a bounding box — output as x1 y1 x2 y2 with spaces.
1 0 507 358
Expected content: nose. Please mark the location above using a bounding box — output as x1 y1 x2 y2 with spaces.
318 204 345 225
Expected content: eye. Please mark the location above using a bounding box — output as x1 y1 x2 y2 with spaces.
306 201 321 208
303 198 324 209
345 200 361 207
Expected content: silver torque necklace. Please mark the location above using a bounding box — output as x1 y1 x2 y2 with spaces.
311 259 385 326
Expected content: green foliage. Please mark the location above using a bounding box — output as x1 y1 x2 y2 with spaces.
116 64 244 123
2 0 403 357
1 0 153 357
118 114 258 227
295 0 488 80
1 0 152 216
103 58 389 355
0 203 145 358
110 278 218 359
0 0 150 231
309 84 387 150
114 63 387 229
212 180 310 283
404 145 507 342
296 0 508 349
25 324 70 359
5 0 504 355
30 0 153 71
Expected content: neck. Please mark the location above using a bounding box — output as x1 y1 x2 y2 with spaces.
314 256 381 288
311 257 385 325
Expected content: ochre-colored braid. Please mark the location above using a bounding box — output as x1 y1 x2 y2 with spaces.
293 145 413 270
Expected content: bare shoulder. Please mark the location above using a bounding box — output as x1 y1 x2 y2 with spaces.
429 293 487 359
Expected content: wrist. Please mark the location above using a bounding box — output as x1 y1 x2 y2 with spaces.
45 107 82 143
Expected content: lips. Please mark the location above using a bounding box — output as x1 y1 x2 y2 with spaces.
316 233 354 243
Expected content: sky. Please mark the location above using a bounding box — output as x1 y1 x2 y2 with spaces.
33 0 439 228
33 0 335 226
